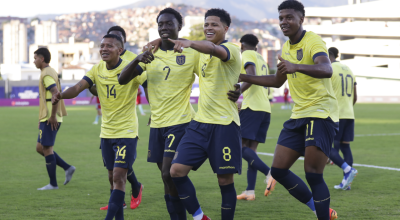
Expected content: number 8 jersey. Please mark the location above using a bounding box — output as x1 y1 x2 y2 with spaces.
83 58 147 138
331 62 356 119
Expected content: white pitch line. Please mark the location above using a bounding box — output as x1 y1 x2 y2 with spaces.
265 133 400 140
257 152 400 171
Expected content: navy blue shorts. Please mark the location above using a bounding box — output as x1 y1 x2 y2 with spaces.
335 119 354 142
172 121 242 174
240 108 271 143
148 122 189 163
277 117 339 157
101 138 138 170
37 122 62 146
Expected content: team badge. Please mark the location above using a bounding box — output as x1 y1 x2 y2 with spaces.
297 48 303 61
176 55 185 65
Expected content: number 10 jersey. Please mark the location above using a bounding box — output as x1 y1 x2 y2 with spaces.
84 58 146 139
331 62 356 119
138 48 199 128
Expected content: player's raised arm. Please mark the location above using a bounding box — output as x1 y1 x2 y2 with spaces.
239 71 287 88
52 79 90 105
168 38 229 61
119 50 154 85
278 54 332 78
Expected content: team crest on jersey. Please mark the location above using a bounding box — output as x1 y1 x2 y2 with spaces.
176 55 185 65
297 49 303 61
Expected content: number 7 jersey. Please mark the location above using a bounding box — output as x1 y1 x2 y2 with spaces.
331 62 356 119
138 48 199 128
83 58 147 138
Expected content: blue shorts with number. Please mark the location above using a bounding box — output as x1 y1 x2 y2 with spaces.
148 122 189 163
172 121 242 174
240 108 271 143
335 119 354 142
101 138 138 170
37 121 62 146
277 117 338 157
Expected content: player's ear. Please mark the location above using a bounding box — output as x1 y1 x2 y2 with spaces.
254 47 257 51
224 25 229 34
178 23 182 31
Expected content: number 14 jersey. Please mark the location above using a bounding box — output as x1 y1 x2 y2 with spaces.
138 48 199 128
84 58 146 139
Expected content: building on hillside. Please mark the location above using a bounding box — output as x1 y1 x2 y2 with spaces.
2 20 28 65
304 0 400 103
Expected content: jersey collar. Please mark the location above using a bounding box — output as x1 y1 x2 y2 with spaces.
290 30 306 45
120 49 126 56
107 58 122 70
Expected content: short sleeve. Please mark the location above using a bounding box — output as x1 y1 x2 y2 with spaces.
241 51 256 74
220 43 234 63
137 72 147 85
43 76 56 90
309 36 328 61
192 50 201 76
83 67 96 88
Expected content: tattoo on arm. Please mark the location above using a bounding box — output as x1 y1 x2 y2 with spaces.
50 87 58 94
78 82 83 88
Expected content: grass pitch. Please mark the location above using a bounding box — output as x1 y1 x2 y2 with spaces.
0 103 399 219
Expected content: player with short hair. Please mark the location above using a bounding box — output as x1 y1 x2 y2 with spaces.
236 34 276 201
328 47 358 190
34 48 75 191
91 26 144 211
239 1 338 219
161 8 241 220
52 34 147 220
119 8 240 220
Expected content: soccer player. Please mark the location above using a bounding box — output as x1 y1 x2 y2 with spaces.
239 1 338 219
119 8 240 220
52 34 148 220
96 26 144 211
90 95 102 124
236 34 276 201
34 48 75 190
166 8 241 220
283 85 291 109
136 87 145 116
328 47 358 190
107 26 137 61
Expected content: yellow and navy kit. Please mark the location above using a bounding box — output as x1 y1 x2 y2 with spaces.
137 48 199 128
240 50 271 113
120 49 137 62
83 58 146 139
281 31 338 122
195 41 241 126
41 71 63 123
331 62 356 119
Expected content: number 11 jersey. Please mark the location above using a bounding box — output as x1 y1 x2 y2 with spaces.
84 58 146 139
138 48 199 128
331 62 356 119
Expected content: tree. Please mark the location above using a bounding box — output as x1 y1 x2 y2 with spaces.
184 24 206 41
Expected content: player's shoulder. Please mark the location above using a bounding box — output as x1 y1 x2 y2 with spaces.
304 31 322 41
221 41 240 52
43 66 58 75
121 50 137 61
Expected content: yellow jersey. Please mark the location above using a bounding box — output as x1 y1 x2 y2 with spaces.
120 49 137 62
84 59 146 138
240 50 271 113
138 48 198 128
331 62 356 119
281 31 338 122
40 75 63 122
195 41 241 125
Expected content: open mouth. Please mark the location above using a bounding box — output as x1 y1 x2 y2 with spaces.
281 27 289 32
161 33 169 38
206 32 215 37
